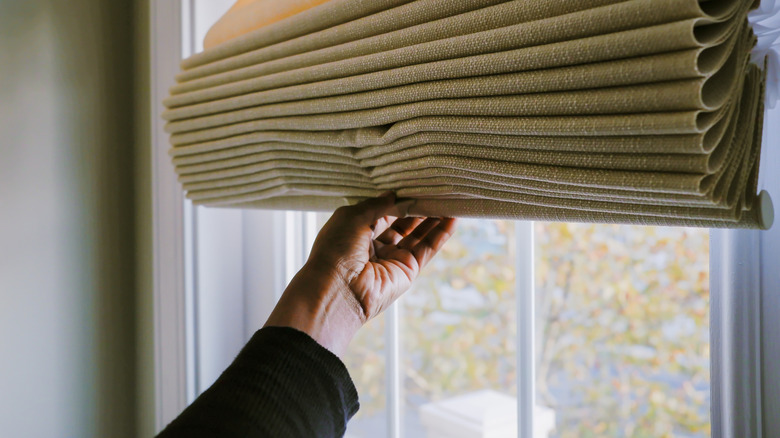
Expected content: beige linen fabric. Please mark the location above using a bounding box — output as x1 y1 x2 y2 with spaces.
165 0 747 108
182 0 416 69
179 0 512 85
163 0 771 229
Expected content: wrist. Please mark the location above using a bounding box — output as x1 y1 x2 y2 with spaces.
264 262 364 356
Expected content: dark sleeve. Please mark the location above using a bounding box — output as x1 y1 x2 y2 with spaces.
157 326 360 438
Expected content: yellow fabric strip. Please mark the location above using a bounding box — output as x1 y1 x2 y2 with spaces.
203 0 334 50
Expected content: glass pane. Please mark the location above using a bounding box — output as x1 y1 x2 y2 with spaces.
402 219 518 437
193 0 234 53
534 223 710 438
344 314 388 438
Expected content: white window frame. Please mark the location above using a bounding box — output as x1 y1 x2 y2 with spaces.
149 1 779 435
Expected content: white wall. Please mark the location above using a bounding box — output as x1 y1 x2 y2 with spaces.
760 105 780 436
0 1 137 437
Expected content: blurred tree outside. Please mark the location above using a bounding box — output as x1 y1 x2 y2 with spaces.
343 220 710 438
343 313 388 438
535 223 709 438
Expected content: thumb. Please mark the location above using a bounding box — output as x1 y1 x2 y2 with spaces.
349 192 397 223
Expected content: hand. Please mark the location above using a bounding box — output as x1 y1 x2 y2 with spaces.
311 192 457 321
264 193 457 356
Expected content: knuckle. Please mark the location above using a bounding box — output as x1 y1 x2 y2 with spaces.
334 205 353 218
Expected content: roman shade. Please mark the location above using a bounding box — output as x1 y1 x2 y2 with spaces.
163 0 776 229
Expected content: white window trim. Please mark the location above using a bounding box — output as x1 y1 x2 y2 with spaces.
149 1 779 435
150 0 189 431
710 229 763 438
515 221 536 438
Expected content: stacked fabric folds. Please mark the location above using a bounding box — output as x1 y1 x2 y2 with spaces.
164 0 775 229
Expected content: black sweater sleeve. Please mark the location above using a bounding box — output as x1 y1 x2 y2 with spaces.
157 326 360 438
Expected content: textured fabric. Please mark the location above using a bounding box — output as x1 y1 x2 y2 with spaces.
156 326 359 438
179 0 511 85
182 0 416 69
164 0 772 229
165 0 745 108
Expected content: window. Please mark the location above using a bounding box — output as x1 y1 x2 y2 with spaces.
150 1 778 436
342 222 711 438
187 210 714 437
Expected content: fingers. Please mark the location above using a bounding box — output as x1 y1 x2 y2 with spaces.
410 218 458 268
350 192 397 223
375 217 425 245
396 218 442 251
372 215 395 237
381 217 456 273
336 193 411 229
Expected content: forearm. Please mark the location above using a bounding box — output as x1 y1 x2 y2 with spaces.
156 326 359 438
156 194 454 437
264 262 364 357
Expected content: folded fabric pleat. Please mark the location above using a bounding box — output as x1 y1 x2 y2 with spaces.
163 0 774 229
